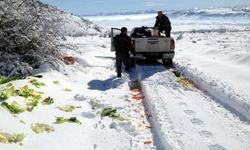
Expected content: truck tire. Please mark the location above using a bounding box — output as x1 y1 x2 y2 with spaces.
162 59 173 66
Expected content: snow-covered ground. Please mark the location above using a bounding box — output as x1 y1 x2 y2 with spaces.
1 6 250 150
0 37 157 150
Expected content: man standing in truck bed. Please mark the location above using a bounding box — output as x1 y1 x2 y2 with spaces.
114 27 135 78
154 11 172 37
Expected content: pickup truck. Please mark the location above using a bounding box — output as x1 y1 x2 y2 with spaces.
111 27 175 65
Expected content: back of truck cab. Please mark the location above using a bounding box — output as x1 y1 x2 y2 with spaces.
130 27 175 63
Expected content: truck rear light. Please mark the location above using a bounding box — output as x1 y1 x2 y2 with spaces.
170 39 175 49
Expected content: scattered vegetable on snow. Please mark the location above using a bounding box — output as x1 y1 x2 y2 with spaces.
1 101 25 114
30 79 45 88
0 76 26 85
25 95 41 112
31 123 55 134
0 132 24 144
55 117 82 124
0 84 49 113
176 77 193 88
171 69 193 88
42 97 54 105
144 141 152 145
130 89 142 93
53 81 60 85
57 105 81 112
20 120 26 124
101 107 125 121
64 88 72 92
18 85 37 98
18 85 44 112
0 83 16 101
132 94 145 100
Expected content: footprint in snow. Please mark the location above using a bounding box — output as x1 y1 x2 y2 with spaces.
209 144 227 150
190 118 204 127
82 111 96 119
110 122 137 135
88 100 106 109
74 94 88 101
177 140 185 150
199 130 215 143
184 109 196 117
93 144 98 150
173 95 182 99
179 102 188 107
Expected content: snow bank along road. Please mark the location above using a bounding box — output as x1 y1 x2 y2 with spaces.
174 30 250 123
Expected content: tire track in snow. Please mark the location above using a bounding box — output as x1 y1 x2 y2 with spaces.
129 64 172 150
131 62 250 150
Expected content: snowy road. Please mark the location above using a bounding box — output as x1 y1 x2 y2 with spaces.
87 10 250 150
130 62 250 150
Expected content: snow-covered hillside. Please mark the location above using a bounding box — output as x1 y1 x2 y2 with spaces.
87 6 250 31
171 6 250 17
58 14 102 36
34 0 103 36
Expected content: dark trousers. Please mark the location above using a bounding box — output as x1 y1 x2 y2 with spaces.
116 53 129 73
159 27 172 37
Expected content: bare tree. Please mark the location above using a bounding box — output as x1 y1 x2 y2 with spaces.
0 0 104 76
0 0 62 76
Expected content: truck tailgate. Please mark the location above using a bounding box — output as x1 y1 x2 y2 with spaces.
134 38 172 52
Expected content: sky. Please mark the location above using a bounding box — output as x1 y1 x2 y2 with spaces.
40 0 250 15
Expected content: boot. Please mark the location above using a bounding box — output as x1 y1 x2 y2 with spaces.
117 72 121 78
